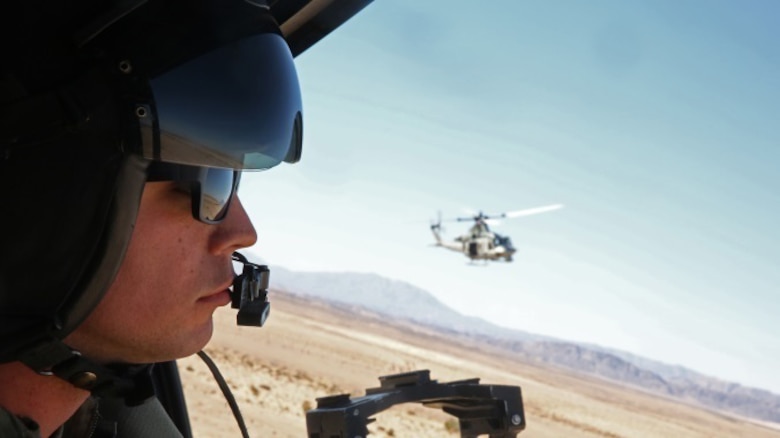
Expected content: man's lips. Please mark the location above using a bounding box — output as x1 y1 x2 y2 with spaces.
197 290 231 305
198 279 234 304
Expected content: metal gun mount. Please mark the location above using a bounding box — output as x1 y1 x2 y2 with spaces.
306 370 525 438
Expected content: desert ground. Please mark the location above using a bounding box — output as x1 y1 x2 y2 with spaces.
178 292 780 437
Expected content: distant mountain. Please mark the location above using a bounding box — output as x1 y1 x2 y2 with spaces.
485 339 780 423
264 265 780 424
269 266 549 342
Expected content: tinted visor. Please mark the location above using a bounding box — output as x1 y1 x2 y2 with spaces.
144 32 303 170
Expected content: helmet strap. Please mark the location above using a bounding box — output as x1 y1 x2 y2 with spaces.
18 338 155 406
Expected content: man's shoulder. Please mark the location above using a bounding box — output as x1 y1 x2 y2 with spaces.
0 406 41 438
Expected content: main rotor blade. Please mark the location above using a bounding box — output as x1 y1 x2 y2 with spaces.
454 208 479 222
505 204 564 218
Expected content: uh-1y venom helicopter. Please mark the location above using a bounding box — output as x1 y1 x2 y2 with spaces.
430 204 564 263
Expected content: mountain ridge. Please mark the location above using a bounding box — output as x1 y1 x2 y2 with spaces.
261 262 780 424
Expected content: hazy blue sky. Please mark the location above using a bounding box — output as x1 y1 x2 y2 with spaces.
241 0 780 393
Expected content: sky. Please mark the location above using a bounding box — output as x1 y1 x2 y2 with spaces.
240 0 780 393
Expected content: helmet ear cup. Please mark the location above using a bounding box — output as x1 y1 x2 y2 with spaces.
0 118 148 362
58 154 149 337
0 142 114 359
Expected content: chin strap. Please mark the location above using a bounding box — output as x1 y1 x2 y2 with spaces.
19 338 155 406
16 252 267 408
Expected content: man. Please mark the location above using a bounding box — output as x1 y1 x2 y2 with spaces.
0 177 259 436
0 0 356 435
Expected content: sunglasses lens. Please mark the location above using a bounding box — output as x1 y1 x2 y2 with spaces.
200 168 236 222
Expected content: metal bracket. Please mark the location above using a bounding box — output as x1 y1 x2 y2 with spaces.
306 369 525 437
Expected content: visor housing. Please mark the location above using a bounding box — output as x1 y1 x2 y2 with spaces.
140 32 303 170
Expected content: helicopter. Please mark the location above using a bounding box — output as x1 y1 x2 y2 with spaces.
430 204 564 263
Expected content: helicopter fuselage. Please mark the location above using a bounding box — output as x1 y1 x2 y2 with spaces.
431 224 515 262
429 205 561 264
457 234 515 262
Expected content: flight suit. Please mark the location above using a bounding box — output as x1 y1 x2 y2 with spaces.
0 407 40 438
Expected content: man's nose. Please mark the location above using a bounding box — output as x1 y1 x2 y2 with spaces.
210 195 258 254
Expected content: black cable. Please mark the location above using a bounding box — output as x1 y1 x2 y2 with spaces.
196 350 250 438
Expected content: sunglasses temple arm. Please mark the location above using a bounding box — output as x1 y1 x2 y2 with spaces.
231 251 270 327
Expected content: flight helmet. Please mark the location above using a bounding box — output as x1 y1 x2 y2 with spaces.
0 0 302 399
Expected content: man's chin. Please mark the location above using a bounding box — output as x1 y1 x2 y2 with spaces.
147 320 215 362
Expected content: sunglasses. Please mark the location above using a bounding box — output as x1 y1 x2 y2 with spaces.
146 161 240 224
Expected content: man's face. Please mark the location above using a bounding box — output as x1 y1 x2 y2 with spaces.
64 181 257 364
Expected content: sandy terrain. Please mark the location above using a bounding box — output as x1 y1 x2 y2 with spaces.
178 293 780 437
